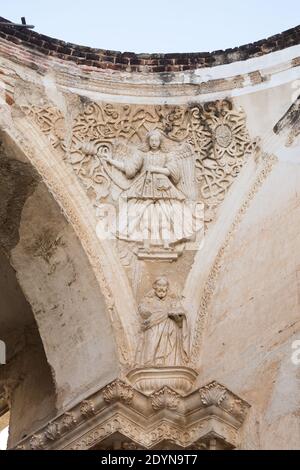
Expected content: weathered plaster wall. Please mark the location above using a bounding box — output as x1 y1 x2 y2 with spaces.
7 326 57 446
11 182 120 410
0 24 300 449
0 133 57 445
0 119 120 446
0 250 57 446
200 160 300 449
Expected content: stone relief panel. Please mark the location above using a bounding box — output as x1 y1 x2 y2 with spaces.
191 100 254 222
68 99 253 236
68 107 201 264
23 105 66 151
78 129 199 262
22 99 253 294
21 98 257 372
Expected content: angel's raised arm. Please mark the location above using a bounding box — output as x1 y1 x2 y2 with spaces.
103 147 143 179
124 151 143 178
103 156 125 173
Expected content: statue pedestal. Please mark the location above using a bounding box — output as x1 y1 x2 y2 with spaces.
126 366 198 395
137 250 179 261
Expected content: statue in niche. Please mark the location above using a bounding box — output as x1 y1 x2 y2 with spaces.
135 276 189 366
102 130 199 258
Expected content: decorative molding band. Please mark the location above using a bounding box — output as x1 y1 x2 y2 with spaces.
13 378 250 450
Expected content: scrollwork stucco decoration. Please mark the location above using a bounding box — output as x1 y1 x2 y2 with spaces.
22 99 254 260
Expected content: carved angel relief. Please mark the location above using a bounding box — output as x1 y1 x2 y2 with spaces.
23 100 253 261
71 129 201 260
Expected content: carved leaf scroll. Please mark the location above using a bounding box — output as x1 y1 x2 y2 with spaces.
23 99 253 229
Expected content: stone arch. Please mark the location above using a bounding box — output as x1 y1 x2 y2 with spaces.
0 107 139 358
0 247 56 447
0 121 126 445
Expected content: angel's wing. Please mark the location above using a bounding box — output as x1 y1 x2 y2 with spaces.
175 143 197 200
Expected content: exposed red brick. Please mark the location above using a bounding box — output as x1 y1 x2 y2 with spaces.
5 93 14 106
0 16 299 73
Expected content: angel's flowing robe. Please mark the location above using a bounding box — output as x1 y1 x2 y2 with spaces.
135 291 189 366
117 150 194 246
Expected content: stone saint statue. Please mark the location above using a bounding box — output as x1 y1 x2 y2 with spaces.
135 277 189 366
102 130 196 251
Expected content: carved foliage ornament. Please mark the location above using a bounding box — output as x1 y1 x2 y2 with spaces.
23 100 253 242
23 105 65 150
80 400 96 418
29 434 45 450
199 381 250 423
13 379 250 451
44 422 61 441
103 379 134 405
199 381 227 407
151 387 181 411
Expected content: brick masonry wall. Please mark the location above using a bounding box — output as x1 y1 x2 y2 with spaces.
0 17 299 72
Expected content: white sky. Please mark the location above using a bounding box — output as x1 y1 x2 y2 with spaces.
0 0 300 53
0 426 8 450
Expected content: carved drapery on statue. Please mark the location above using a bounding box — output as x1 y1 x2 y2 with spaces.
135 276 189 367
93 130 200 259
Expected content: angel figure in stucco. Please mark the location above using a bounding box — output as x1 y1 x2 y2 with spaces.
102 129 197 251
135 276 189 367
